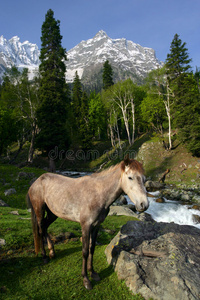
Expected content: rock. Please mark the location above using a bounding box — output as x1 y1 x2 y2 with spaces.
0 199 9 207
0 239 6 247
4 188 16 196
105 221 200 300
161 188 183 201
16 172 35 181
156 197 165 203
113 195 127 206
125 204 137 212
191 205 200 211
192 195 200 204
108 206 138 217
147 192 158 198
10 211 19 215
52 232 76 243
192 214 200 224
145 180 165 191
137 213 154 222
181 193 190 201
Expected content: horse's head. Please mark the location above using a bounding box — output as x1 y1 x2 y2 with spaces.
121 156 149 212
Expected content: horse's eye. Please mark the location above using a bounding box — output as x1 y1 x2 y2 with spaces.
128 177 133 180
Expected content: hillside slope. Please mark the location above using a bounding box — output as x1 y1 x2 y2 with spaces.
135 135 200 187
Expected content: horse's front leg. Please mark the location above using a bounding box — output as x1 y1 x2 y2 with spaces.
81 224 92 290
88 226 100 282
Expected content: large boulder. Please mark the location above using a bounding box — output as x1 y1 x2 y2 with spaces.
105 221 200 300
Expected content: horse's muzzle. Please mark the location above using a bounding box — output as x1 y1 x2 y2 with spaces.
136 200 149 213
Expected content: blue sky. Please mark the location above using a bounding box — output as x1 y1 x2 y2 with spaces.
1 0 199 69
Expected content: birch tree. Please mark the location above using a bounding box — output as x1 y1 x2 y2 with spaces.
1 67 40 162
102 79 144 146
145 67 174 150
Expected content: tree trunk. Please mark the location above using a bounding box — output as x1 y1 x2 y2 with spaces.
131 100 135 145
28 122 37 163
9 140 25 164
109 124 115 148
122 109 131 145
165 84 172 150
115 119 122 149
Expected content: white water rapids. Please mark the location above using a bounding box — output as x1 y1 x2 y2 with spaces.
127 191 200 229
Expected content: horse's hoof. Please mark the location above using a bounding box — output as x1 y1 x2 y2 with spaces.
91 272 101 281
83 278 92 290
43 257 49 264
49 251 55 259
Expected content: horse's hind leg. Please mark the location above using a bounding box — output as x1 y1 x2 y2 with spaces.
45 206 57 259
38 211 49 263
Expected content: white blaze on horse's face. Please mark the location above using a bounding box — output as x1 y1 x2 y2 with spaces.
122 165 149 212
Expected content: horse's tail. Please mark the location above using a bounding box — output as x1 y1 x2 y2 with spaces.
26 193 41 255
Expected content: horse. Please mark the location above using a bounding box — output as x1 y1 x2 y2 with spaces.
27 155 149 290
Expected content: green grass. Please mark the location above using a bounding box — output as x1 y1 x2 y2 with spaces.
0 163 144 300
0 164 45 209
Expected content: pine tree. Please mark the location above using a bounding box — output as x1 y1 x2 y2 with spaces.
166 34 200 156
72 71 82 121
36 9 69 154
102 60 114 90
165 34 192 81
79 91 92 149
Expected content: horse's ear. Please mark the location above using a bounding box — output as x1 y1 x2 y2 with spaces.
124 154 130 166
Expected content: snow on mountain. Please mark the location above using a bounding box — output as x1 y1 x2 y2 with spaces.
66 30 163 83
0 31 163 85
0 35 40 82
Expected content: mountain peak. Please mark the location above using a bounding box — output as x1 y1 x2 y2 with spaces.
94 30 108 39
66 31 163 84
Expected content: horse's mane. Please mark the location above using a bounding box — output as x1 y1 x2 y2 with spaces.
121 159 144 174
92 159 144 178
91 163 121 178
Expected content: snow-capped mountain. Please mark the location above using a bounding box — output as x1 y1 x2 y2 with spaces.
0 35 40 82
0 31 163 86
66 30 163 85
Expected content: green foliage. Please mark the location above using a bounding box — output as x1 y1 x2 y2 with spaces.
140 93 166 133
103 60 114 90
71 72 93 149
0 108 18 155
89 92 106 140
36 9 69 154
173 74 200 155
72 71 82 122
0 67 39 160
165 34 200 155
102 79 146 145
165 33 192 81
79 91 92 149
